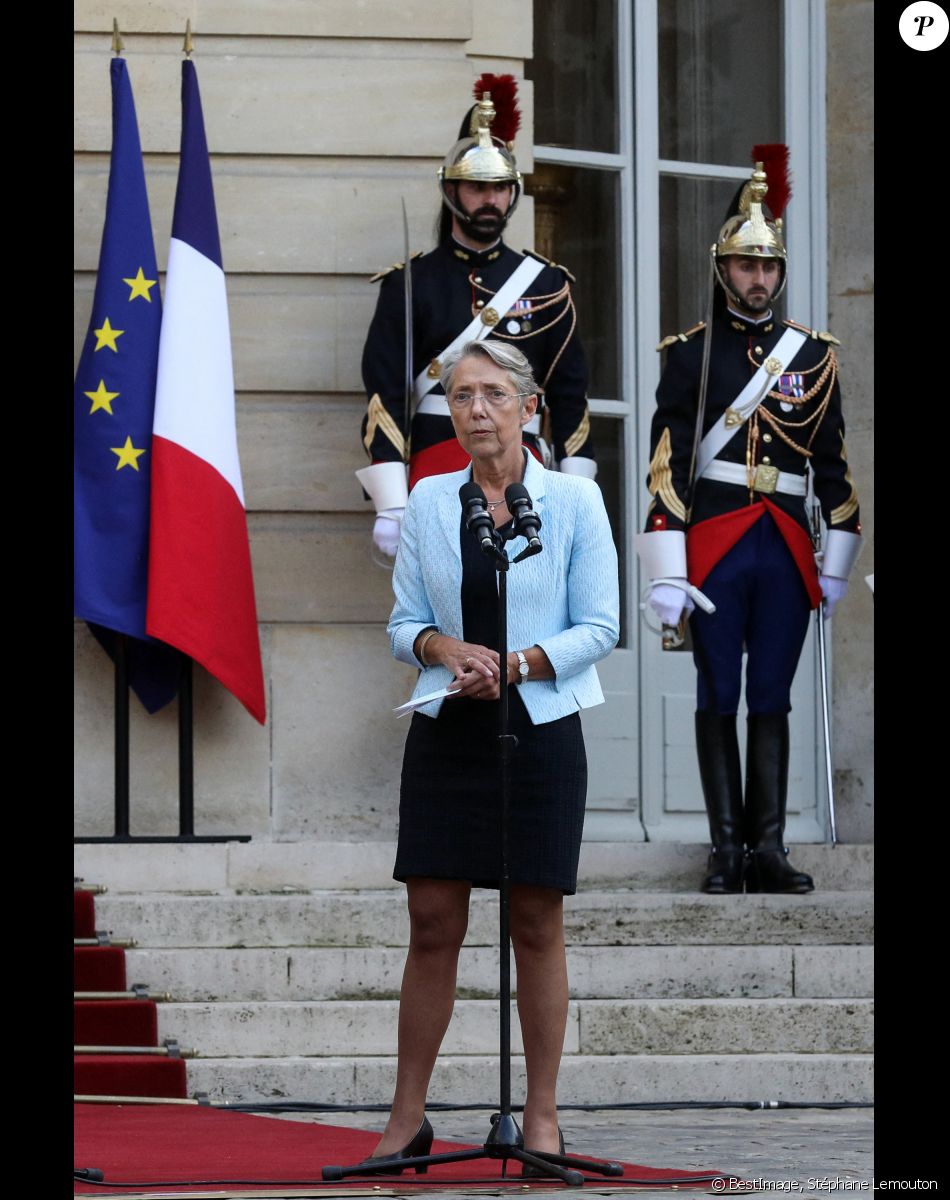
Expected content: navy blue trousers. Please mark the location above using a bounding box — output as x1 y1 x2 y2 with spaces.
690 513 812 716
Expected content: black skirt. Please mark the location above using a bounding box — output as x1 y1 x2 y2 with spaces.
395 694 587 893
393 509 588 895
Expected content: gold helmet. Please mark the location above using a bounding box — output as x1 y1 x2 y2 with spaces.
713 147 790 306
438 75 523 223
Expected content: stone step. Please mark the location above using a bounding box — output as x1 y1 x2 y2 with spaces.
96 890 873 949
160 998 872 1058
74 841 874 893
184 1052 874 1106
126 943 873 1002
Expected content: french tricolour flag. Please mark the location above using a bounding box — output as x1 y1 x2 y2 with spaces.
146 60 266 724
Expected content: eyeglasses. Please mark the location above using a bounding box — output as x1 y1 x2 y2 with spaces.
447 389 531 409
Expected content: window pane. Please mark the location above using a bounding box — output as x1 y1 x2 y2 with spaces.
527 165 620 399
659 174 740 336
528 0 619 153
658 0 782 164
589 415 628 649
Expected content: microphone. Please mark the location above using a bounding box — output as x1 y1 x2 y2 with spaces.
504 483 543 551
459 482 496 553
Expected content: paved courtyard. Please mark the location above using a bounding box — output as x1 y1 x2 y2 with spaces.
265 1103 875 1198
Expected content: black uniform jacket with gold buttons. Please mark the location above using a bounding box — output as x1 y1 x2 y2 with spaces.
361 239 594 489
647 309 860 538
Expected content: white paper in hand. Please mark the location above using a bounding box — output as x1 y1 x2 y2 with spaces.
393 683 462 718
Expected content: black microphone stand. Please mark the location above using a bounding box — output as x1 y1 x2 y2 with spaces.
323 499 623 1188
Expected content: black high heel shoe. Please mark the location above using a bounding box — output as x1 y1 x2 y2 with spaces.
520 1127 566 1178
360 1116 434 1175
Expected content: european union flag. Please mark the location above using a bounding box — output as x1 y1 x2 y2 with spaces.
74 58 181 713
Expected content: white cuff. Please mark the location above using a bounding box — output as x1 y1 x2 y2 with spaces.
634 530 687 580
356 461 409 513
559 455 597 480
822 530 864 580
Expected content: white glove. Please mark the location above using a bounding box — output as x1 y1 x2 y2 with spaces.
372 508 404 557
558 455 597 479
819 575 848 620
648 580 696 626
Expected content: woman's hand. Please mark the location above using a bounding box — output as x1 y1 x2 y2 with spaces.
419 634 501 700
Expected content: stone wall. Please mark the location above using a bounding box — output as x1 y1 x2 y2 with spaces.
826 0 874 842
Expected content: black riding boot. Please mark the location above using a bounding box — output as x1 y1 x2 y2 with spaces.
695 712 745 893
744 714 815 894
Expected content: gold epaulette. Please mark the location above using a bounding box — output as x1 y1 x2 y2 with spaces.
784 317 841 346
656 321 705 352
522 248 576 284
369 250 423 284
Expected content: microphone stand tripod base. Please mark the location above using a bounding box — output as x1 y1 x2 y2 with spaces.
321 1111 622 1187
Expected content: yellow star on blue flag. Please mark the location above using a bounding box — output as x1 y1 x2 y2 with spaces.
85 380 120 414
93 317 124 351
111 436 147 470
123 267 158 301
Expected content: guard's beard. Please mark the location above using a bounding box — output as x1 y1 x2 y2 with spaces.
455 205 508 245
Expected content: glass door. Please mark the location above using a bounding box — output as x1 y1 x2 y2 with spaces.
528 0 642 839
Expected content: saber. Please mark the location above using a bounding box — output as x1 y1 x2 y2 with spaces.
685 249 718 513
810 491 837 845
660 252 717 650
401 197 413 465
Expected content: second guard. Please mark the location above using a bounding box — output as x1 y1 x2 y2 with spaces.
358 75 596 557
637 150 864 895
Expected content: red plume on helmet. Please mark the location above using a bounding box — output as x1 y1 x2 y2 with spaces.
473 73 521 146
752 143 791 218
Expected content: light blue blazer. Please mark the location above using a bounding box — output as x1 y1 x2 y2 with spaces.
389 451 620 722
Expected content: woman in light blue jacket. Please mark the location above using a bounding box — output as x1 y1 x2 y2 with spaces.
370 340 619 1172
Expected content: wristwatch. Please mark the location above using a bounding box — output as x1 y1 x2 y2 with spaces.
515 651 529 684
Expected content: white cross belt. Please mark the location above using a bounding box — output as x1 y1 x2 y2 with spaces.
411 256 547 404
696 327 807 480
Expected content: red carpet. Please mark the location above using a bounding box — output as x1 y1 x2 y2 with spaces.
75 1056 188 1099
74 946 127 991
74 1104 733 1194
75 890 96 938
75 1000 159 1046
73 889 188 1100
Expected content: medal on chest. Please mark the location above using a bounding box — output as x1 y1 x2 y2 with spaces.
505 298 533 334
777 372 804 412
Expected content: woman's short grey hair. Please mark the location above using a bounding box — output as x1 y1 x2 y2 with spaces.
440 340 539 407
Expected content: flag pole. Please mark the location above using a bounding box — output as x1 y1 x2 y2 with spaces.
107 24 130 842
114 635 131 839
178 656 195 836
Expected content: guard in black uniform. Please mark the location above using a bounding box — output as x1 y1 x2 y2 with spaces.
636 155 863 894
358 75 595 557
